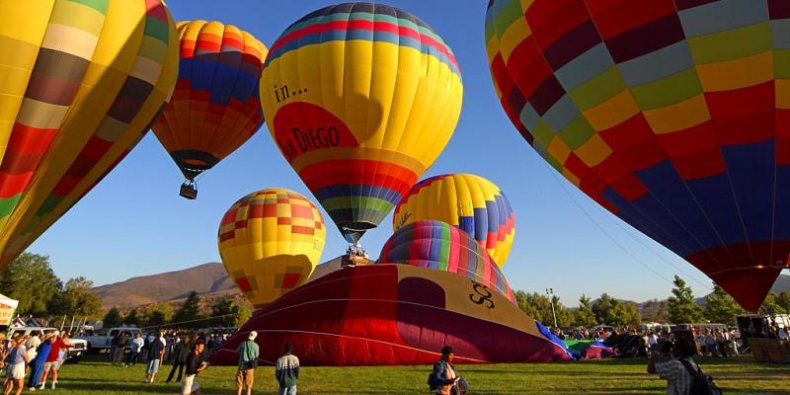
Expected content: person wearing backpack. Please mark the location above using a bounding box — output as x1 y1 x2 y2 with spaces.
648 337 722 395
429 346 468 395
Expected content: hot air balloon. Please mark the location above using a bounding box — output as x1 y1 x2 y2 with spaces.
218 188 326 307
0 0 179 267
260 3 463 243
394 174 516 267
486 0 790 310
153 20 267 199
379 220 515 302
209 264 572 366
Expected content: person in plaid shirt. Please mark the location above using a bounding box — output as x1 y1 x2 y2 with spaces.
647 336 698 395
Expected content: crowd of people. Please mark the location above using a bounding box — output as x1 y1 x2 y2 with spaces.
0 330 72 395
103 328 299 395
548 325 745 358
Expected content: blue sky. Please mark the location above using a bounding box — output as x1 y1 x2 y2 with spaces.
26 0 737 306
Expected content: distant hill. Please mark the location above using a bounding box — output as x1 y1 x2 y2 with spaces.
93 262 238 309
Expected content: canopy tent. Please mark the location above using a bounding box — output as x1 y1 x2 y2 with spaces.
0 294 19 327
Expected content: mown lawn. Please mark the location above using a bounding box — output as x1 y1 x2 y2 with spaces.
28 354 789 394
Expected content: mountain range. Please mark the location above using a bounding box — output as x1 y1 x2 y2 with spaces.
92 262 237 309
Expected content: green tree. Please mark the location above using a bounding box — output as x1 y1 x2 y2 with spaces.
641 299 670 323
234 300 253 327
0 253 61 315
592 293 616 324
776 292 790 313
608 302 641 326
573 295 598 327
668 275 704 324
513 290 571 327
210 297 238 327
124 309 140 326
103 307 123 328
147 310 167 327
704 285 744 325
172 291 203 328
47 276 103 319
759 293 785 315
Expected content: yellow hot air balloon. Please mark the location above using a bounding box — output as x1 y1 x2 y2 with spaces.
152 20 267 199
218 188 326 307
394 174 516 267
0 0 179 267
260 3 463 243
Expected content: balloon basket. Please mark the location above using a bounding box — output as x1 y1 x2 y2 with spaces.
180 182 197 200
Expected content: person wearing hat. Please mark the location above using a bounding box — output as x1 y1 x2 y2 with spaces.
432 346 467 395
235 331 260 395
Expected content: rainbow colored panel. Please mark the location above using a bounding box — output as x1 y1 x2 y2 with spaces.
153 20 267 180
260 3 463 243
486 0 790 310
378 220 515 303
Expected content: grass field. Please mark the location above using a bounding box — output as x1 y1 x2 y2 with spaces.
17 354 789 395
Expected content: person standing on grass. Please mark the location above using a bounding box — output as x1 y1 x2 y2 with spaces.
181 339 208 395
165 336 192 383
236 331 259 395
39 331 68 390
28 332 52 391
144 331 166 383
275 342 299 395
4 336 29 395
126 332 144 366
432 346 467 395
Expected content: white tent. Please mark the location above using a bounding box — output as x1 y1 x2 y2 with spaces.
0 294 19 327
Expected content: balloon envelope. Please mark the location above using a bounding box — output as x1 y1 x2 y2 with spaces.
209 264 572 366
379 220 515 303
486 0 790 310
218 188 326 307
153 20 266 181
260 2 463 243
394 174 516 267
0 0 179 266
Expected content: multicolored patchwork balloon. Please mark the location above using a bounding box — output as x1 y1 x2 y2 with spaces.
152 20 267 197
218 188 326 307
486 0 790 310
0 0 179 267
379 220 515 303
394 174 516 267
260 3 463 243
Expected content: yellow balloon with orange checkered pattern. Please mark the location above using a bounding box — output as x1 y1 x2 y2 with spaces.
218 188 326 307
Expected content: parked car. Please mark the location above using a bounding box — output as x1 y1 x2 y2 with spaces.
74 327 143 352
7 326 87 363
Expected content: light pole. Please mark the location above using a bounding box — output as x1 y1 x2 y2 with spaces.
546 288 558 328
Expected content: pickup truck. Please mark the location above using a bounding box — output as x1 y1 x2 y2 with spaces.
75 327 143 352
7 327 88 363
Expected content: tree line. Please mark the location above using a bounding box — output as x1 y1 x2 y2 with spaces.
0 253 252 329
512 275 790 327
3 253 789 329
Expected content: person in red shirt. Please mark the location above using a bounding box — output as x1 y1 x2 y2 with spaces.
39 331 69 390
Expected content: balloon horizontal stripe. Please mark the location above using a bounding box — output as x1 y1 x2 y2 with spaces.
266 19 459 76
